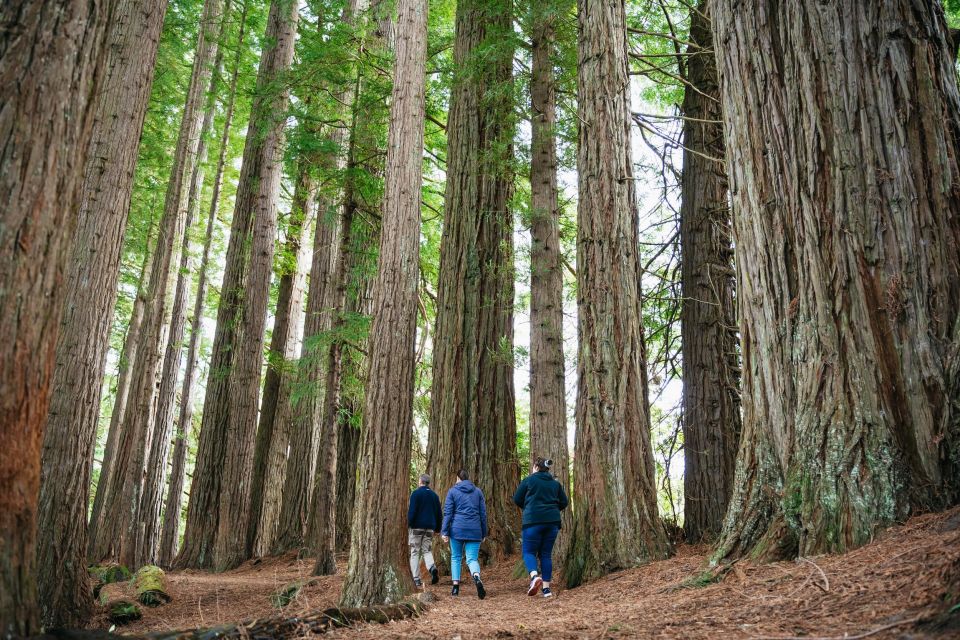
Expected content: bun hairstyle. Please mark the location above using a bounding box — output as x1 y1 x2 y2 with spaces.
534 457 554 471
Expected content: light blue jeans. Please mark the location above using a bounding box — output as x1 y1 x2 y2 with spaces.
449 538 481 582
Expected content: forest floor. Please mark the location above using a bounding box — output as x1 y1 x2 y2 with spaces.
93 507 960 639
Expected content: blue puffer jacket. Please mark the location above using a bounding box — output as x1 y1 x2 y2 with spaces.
441 480 488 541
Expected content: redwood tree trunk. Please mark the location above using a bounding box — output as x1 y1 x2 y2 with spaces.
36 0 168 625
679 0 740 545
179 0 299 571
92 0 224 567
712 0 960 562
340 0 427 603
563 0 670 588
335 416 361 552
159 7 248 565
528 0 571 561
426 0 520 561
0 0 108 633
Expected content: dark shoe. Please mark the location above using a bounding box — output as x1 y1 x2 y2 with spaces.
527 575 542 596
451 583 460 596
413 576 423 588
542 587 554 598
430 565 439 585
473 573 486 600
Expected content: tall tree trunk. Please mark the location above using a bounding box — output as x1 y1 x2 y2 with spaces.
426 0 519 561
0 0 108 633
36 0 169 625
712 0 960 562
339 0 427 603
159 2 249 566
179 0 299 571
563 0 670 588
335 416 361 552
91 0 225 567
528 0 571 564
89 231 156 554
679 0 740 545
248 199 312 557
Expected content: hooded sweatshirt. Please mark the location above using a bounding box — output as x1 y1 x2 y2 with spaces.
513 470 569 528
441 480 488 541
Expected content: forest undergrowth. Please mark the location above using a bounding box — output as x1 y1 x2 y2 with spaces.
92 507 960 639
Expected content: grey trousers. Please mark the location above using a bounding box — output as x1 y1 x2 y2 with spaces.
408 528 436 579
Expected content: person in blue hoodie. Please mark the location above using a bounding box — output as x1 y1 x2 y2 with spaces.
513 456 568 598
408 473 442 588
441 469 488 599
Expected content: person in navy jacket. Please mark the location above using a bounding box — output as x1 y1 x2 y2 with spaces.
408 473 442 587
441 469 488 599
513 456 568 598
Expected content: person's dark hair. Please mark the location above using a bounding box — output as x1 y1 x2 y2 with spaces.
534 457 554 471
457 468 470 481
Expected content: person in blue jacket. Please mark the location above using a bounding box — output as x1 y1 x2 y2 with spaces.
441 469 488 599
513 456 568 598
408 473 442 588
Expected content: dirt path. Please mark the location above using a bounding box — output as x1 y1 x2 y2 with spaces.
97 509 960 638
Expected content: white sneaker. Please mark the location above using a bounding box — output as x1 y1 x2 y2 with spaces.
527 575 542 596
542 587 554 598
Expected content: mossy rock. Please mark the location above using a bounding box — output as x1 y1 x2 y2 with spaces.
134 565 171 607
88 563 132 585
106 599 142 624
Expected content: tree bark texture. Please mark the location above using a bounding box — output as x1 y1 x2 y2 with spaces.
528 0 571 561
159 0 248 568
339 0 427 604
91 0 224 567
0 0 108 633
679 0 741 545
335 417 361 552
712 0 960 562
36 0 168 626
248 182 313 557
563 0 670 588
178 0 299 571
426 0 520 561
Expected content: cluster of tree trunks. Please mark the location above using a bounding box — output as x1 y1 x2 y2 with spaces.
35 0 169 627
8 0 960 632
177 0 300 572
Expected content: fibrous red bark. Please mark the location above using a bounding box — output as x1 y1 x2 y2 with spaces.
711 0 960 562
0 0 108 633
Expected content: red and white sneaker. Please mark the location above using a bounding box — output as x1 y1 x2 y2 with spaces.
527 575 543 596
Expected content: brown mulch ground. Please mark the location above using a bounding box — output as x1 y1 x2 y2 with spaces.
95 508 960 639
